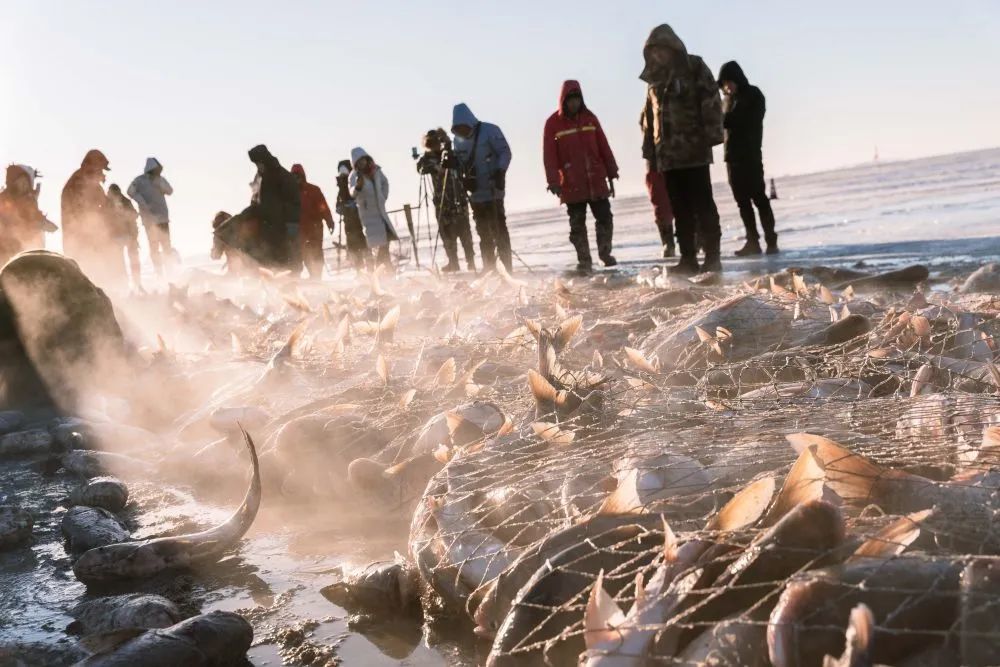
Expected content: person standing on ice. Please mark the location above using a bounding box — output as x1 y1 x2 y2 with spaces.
718 61 778 256
417 128 476 273
451 103 512 273
290 164 335 279
0 165 57 264
640 24 724 276
543 80 620 273
105 184 143 291
349 147 398 268
127 158 174 275
334 159 369 270
247 144 301 269
61 149 111 271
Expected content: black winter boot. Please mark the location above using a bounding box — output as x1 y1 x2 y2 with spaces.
662 243 676 259
734 240 763 257
701 254 723 273
600 254 617 267
668 255 699 276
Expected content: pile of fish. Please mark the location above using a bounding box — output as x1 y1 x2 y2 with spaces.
4 249 1000 666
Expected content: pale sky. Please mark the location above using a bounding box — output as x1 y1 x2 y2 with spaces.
2 1 998 256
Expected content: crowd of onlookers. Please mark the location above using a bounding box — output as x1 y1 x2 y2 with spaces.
0 23 780 285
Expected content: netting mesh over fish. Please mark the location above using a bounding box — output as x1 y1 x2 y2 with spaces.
309 267 1000 667
75 262 1000 666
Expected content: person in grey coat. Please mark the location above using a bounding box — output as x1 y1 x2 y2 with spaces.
127 157 173 275
349 147 398 268
451 103 512 272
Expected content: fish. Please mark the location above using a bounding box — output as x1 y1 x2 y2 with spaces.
949 312 993 362
320 554 422 615
673 614 770 666
645 294 792 369
68 594 181 635
580 478 776 666
738 378 873 402
68 477 129 513
960 558 1000 667
0 410 25 434
74 610 253 666
0 504 32 549
72 428 260 585
832 265 929 292
473 514 669 639
788 433 1000 552
768 556 963 667
599 452 715 520
798 314 873 347
658 499 846 657
60 506 130 553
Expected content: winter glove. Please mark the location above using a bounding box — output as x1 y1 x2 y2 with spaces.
547 184 562 197
491 170 506 191
441 151 457 170
608 177 617 198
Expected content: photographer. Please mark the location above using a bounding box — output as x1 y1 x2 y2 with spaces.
416 128 475 273
450 103 512 272
334 159 369 270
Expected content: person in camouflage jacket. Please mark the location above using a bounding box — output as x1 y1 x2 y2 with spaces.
640 24 725 275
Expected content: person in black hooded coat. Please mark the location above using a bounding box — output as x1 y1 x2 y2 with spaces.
247 144 301 268
718 61 778 256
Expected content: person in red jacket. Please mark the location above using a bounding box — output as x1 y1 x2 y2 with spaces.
290 164 335 278
543 80 619 271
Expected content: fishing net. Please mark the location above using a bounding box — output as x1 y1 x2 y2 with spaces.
372 270 1000 665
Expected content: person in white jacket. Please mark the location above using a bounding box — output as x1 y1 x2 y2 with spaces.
349 147 398 268
127 157 173 275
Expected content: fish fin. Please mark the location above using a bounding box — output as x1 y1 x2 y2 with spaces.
445 411 465 437
695 325 713 342
910 314 931 336
792 273 807 295
321 302 332 324
624 346 658 374
662 516 679 561
433 358 457 388
497 416 514 436
156 333 168 354
279 321 308 360
398 388 416 408
786 433 921 508
592 349 604 369
378 305 401 341
762 445 825 526
80 628 147 655
819 285 835 305
523 319 542 341
707 476 777 531
531 421 575 446
554 314 584 352
583 570 626 650
376 354 389 386
527 369 559 404
848 509 932 562
910 363 936 397
844 603 875 658
978 426 1000 464
334 314 351 344
433 444 452 464
555 302 568 320
598 468 642 515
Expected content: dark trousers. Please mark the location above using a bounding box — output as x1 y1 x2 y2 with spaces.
302 238 324 278
662 165 721 259
727 161 776 244
470 199 512 272
566 198 613 265
439 212 475 267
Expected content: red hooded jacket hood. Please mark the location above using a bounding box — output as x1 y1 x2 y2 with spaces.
290 163 307 181
558 80 585 116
